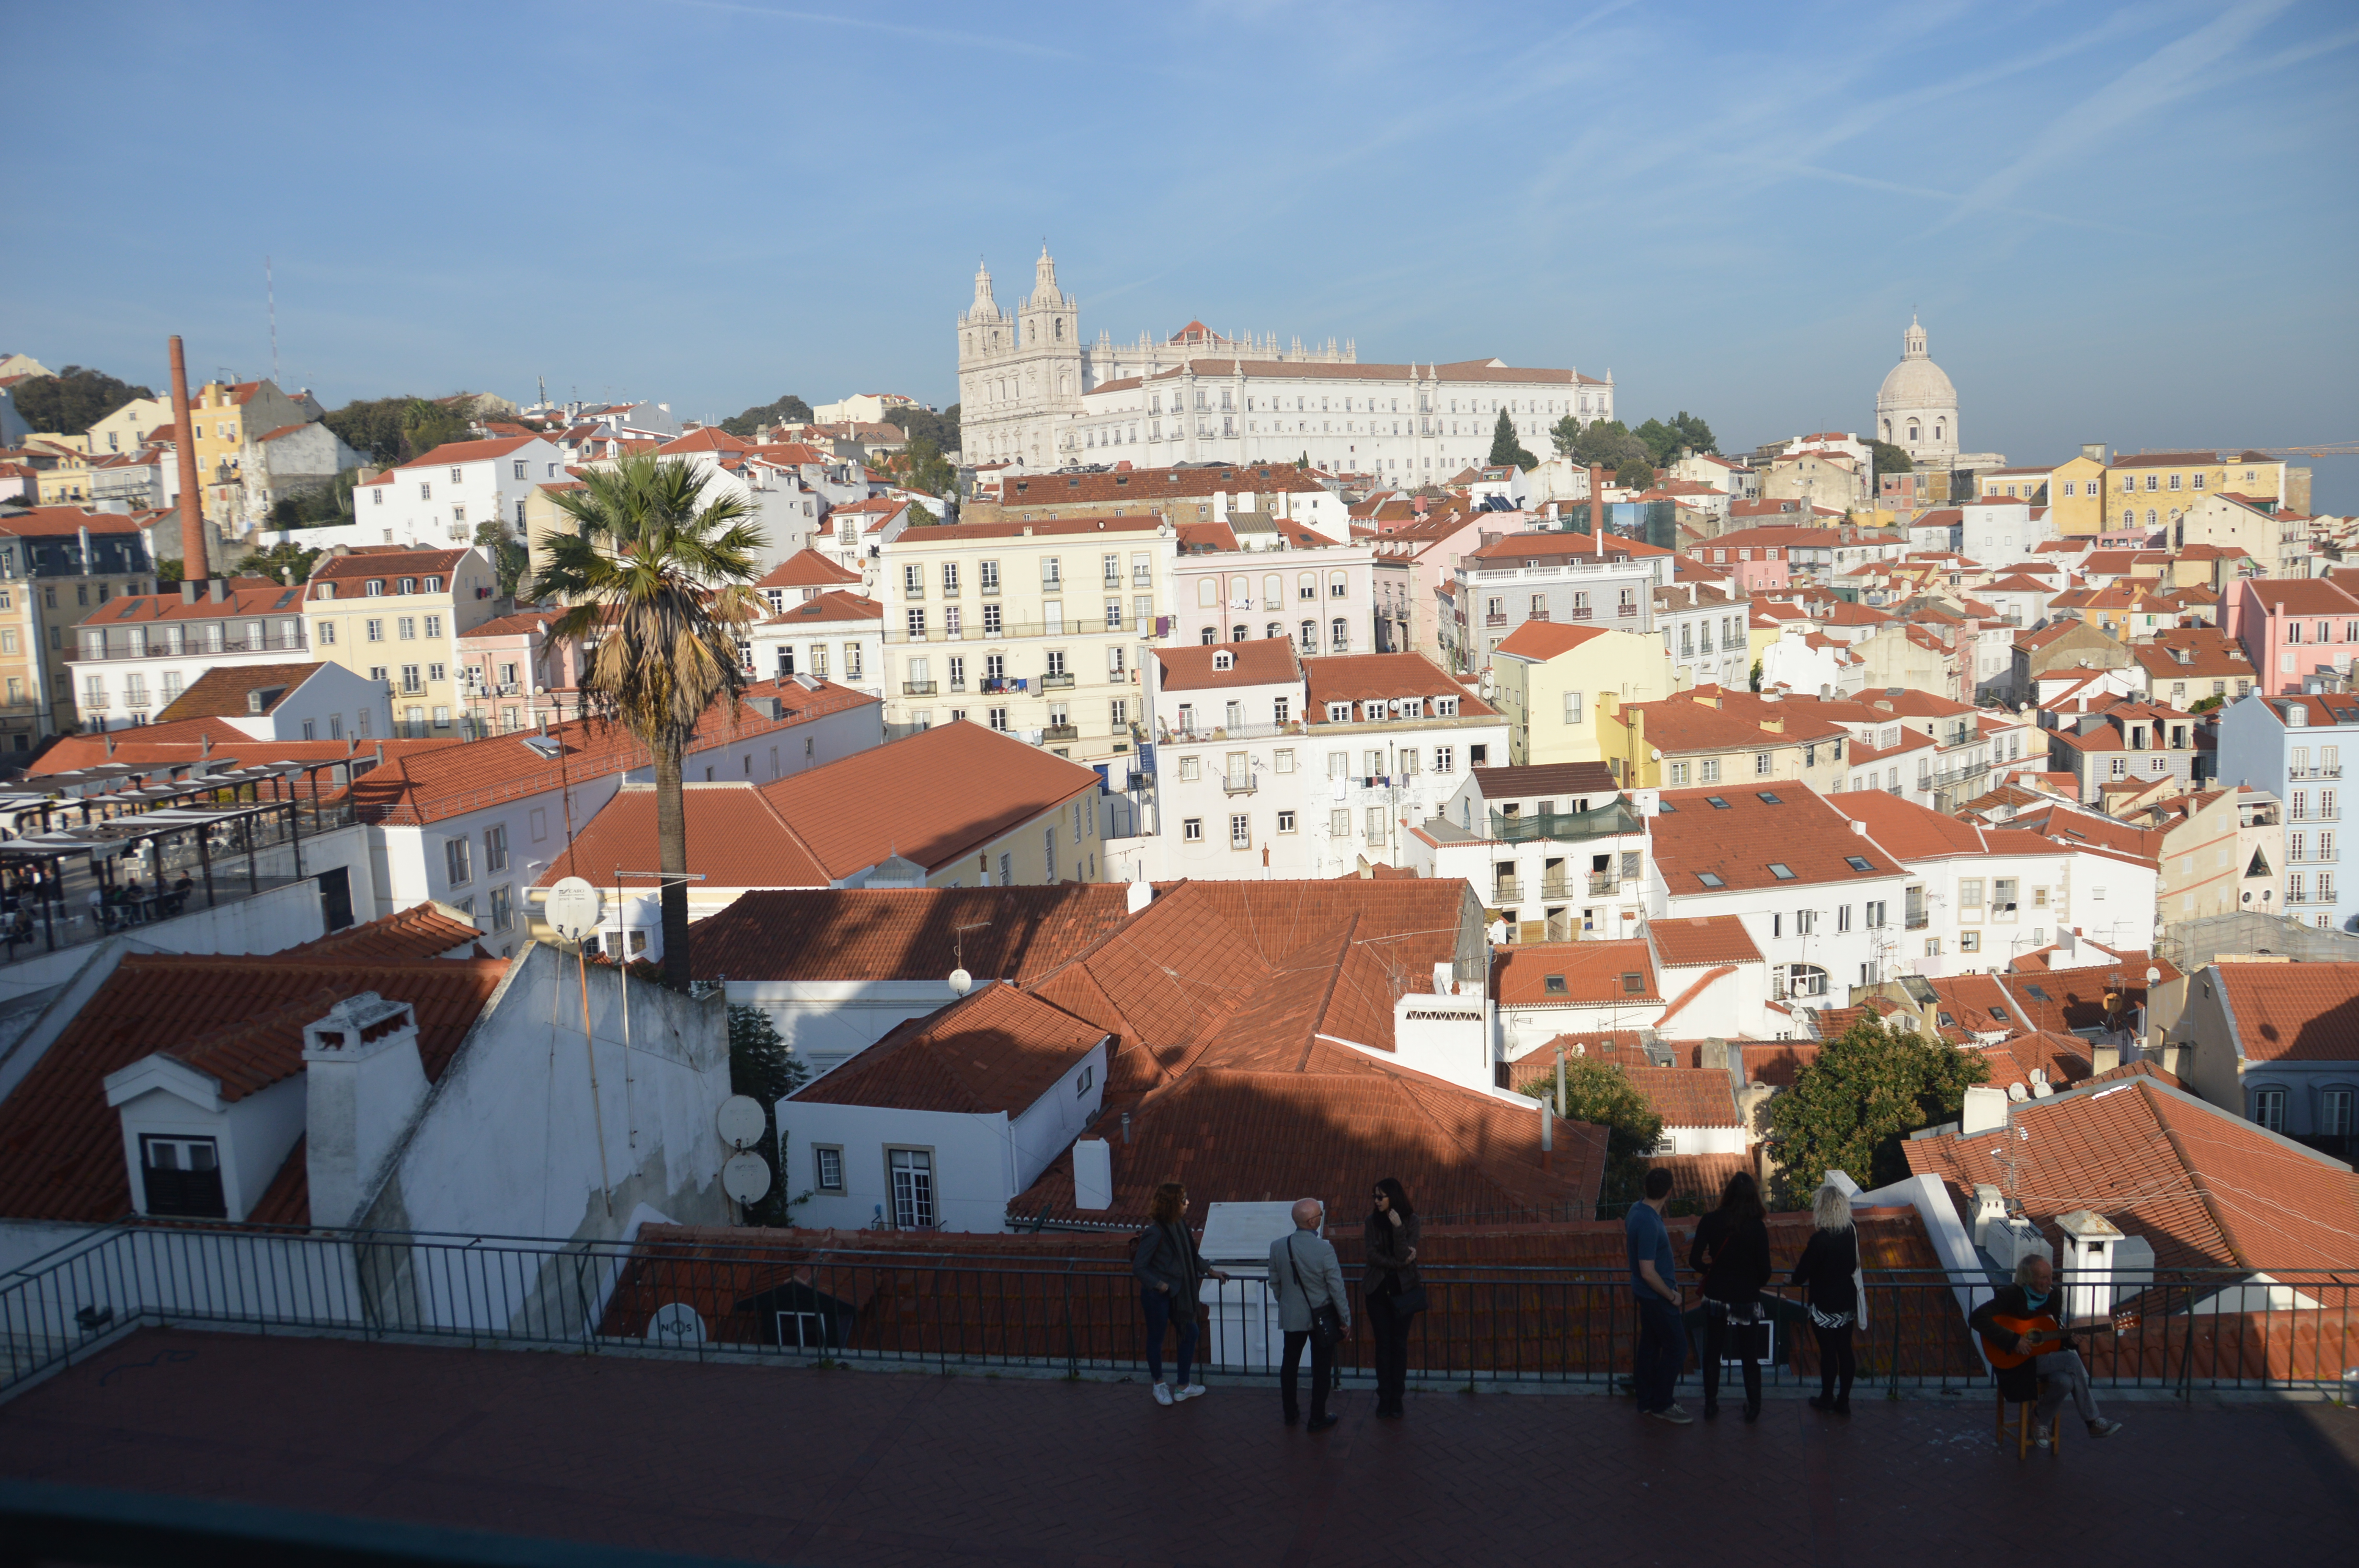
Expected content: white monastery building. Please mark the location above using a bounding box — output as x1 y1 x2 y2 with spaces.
958 248 1615 476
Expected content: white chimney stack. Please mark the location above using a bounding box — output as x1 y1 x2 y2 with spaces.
1960 1084 2009 1137
1072 1137 1113 1210
1971 1182 2007 1248
302 993 428 1230
1126 879 1153 916
1432 960 1455 996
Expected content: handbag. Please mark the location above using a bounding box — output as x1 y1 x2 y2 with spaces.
1285 1235 1345 1349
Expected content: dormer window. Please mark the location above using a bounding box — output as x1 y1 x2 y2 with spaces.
365 580 384 596
139 1135 225 1218
425 576 442 592
1327 701 1351 722
317 582 336 600
1212 650 1233 670
398 578 417 595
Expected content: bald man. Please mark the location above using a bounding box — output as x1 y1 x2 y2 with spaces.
1270 1198 1350 1432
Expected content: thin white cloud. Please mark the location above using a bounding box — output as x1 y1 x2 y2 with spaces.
649 0 1075 60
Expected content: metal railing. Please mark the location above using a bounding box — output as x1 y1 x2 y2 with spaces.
75 633 308 662
6 1223 2352 1400
1487 800 1642 844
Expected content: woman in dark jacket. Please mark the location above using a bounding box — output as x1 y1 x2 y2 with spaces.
1362 1177 1424 1419
1790 1182 1864 1414
1132 1182 1227 1405
1689 1170 1772 1421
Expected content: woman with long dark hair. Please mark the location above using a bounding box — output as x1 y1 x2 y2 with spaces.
1362 1176 1424 1419
1689 1169 1772 1421
1791 1182 1864 1414
1132 1181 1225 1405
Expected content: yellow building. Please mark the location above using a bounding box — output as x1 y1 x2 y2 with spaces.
31 443 94 505
2103 450 2300 538
304 545 502 737
1979 448 2109 535
0 507 160 741
1489 620 1671 765
1600 688 1850 793
84 396 175 458
188 379 323 525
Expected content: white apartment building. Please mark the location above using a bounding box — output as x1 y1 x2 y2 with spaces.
1143 642 1507 879
67 578 319 730
358 435 566 547
1656 575 1749 692
1450 531 1678 677
871 514 1175 768
1948 496 2057 568
955 249 1614 474
1413 765 1650 943
743 590 884 701
1170 541 1384 655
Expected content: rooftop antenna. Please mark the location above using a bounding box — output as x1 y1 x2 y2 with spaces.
266 257 279 386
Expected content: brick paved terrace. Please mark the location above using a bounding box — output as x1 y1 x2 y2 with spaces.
0 1328 2350 1566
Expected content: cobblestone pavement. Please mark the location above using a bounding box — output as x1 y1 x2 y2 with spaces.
1 1330 2351 1566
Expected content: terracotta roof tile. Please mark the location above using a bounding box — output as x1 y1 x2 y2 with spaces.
1621 1065 1742 1127
1651 787 1897 893
1646 914 1764 968
535 783 828 891
152 663 327 722
793 982 1107 1114
1492 621 1612 660
687 886 1136 984
1493 941 1659 1007
1469 762 1617 800
1156 637 1300 692
1305 652 1495 718
2211 962 2359 1063
0 954 507 1223
389 436 539 472
283 903 484 962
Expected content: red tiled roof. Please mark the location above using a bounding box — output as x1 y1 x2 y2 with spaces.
2211 962 2359 1063
793 982 1106 1114
389 436 539 472
1492 620 1612 660
760 588 881 626
1649 787 1897 893
151 663 326 722
1304 652 1495 717
1643 1152 1755 1205
1906 1077 2359 1271
688 885 1136 984
535 783 827 891
1465 531 1671 564
657 429 754 455
1156 637 1300 692
753 721 1099 878
1737 1041 1823 1086
997 465 1315 506
282 903 483 962
1621 1066 1742 1128
459 610 557 640
1469 762 1617 799
880 514 1163 543
1492 941 1658 1007
1646 914 1763 968
0 954 507 1224
310 548 469 583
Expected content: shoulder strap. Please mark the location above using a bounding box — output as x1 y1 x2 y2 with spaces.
1284 1233 1310 1297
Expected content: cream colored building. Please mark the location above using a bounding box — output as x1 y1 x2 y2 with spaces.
304 546 501 737
1490 620 1672 766
85 396 175 458
2177 492 2311 580
2105 450 2306 538
869 514 1175 767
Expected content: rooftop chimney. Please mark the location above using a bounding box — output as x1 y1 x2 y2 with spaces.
302 993 428 1229
1072 1137 1113 1210
167 336 207 587
1589 464 1605 554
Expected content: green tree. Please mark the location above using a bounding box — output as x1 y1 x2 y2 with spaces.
1519 1055 1665 1210
728 1004 810 1225
400 398 470 462
1488 408 1538 471
530 453 767 989
155 558 185 584
473 520 529 598
1749 656 1763 693
1868 440 1912 476
324 396 471 466
8 366 154 435
1667 410 1716 456
891 404 960 455
232 539 323 583
1633 417 1680 469
1554 417 1651 475
268 470 361 528
1766 1018 1989 1205
1617 460 1657 492
719 393 814 437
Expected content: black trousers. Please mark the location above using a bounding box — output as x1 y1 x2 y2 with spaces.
1813 1321 1856 1402
1281 1329 1334 1422
1366 1291 1415 1412
1700 1300 1762 1413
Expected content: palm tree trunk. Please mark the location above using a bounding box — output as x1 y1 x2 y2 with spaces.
655 745 691 991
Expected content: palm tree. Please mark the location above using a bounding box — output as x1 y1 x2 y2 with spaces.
528 452 766 989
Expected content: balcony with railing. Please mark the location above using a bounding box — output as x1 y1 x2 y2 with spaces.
1494 875 1521 903
1220 775 1256 795
1040 672 1075 689
1486 800 1642 845
76 631 308 661
1155 720 1305 744
903 681 937 696
2287 766 2343 779
1040 724 1080 743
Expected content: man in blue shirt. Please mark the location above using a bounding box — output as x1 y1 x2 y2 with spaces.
1625 1166 1691 1423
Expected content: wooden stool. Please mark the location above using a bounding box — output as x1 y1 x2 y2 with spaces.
1997 1385 2060 1457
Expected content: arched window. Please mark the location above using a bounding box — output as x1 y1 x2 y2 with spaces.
1266 622 1281 640
1907 422 1920 442
1330 617 1347 652
1212 649 1234 671
1301 619 1316 648
1055 317 1064 340
1200 626 1217 645
1786 963 1829 998
1934 420 1944 441
2147 509 2158 527
1197 579 1217 608
1882 419 1891 440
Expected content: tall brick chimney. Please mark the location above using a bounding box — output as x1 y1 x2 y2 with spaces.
168 336 207 585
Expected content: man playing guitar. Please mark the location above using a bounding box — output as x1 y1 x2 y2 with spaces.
1970 1253 2125 1444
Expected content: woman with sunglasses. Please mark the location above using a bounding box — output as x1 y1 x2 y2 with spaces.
1362 1177 1424 1419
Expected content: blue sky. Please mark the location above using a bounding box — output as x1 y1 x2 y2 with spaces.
6 1 2355 502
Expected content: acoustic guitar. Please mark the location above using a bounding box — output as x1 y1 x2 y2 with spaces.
1981 1305 2138 1370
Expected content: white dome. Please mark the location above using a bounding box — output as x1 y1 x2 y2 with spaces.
1877 355 1955 411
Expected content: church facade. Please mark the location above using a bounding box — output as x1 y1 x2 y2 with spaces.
958 248 1614 477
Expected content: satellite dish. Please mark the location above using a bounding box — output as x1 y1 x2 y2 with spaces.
545 877 603 944
2144 966 2160 984
716 1094 766 1151
723 1151 772 1205
948 967 972 996
646 1302 705 1347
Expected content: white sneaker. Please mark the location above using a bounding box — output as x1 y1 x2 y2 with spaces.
1152 1382 1174 1406
1175 1383 1207 1401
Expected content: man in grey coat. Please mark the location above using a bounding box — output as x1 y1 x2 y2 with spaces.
1268 1198 1350 1432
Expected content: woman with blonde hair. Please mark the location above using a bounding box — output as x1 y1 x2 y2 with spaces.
1790 1182 1866 1414
1131 1181 1226 1405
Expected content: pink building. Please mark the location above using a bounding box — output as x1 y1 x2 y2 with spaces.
456 609 586 735
2232 577 2359 695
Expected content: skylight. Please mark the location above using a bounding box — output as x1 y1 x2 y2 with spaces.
1544 976 1566 995
2024 984 2052 1001
1621 972 1644 994
1990 1006 2010 1022
1845 856 1874 872
1768 862 1796 880
1705 796 1731 810
1756 791 1782 804
1696 871 1725 887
